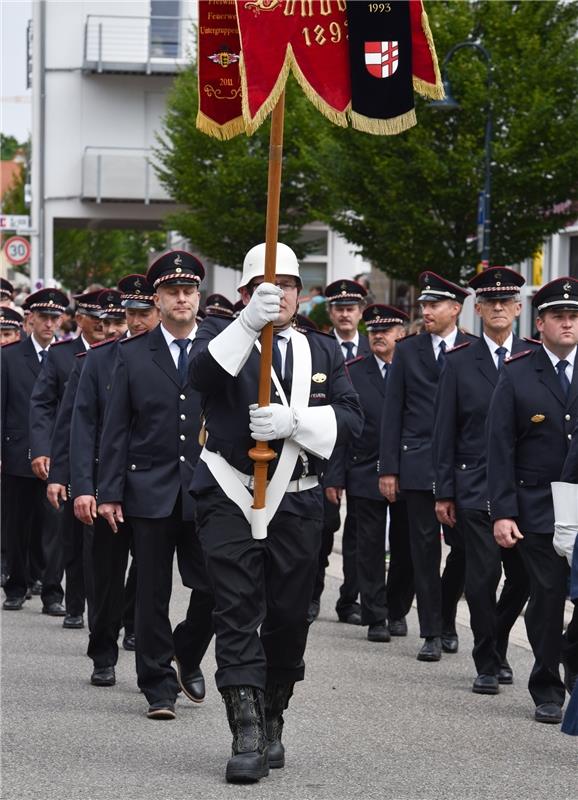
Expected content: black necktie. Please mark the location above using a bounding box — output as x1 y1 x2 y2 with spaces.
382 362 389 384
174 339 190 386
39 350 47 365
556 359 571 398
495 346 507 371
342 341 355 361
272 334 283 378
437 340 447 365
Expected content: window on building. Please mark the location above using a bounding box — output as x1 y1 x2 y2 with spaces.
570 236 578 279
300 261 327 293
297 228 328 256
150 0 180 58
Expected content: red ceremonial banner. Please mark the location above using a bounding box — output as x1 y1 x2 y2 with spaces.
196 0 244 139
235 0 350 134
410 0 444 99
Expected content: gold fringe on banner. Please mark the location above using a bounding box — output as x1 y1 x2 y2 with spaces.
350 107 417 136
288 47 349 129
414 8 444 100
195 110 246 140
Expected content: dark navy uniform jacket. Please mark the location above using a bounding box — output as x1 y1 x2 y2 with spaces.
1 337 43 477
434 335 540 510
378 330 475 491
487 346 578 533
97 324 202 521
48 352 86 486
325 354 386 501
70 336 124 499
189 316 364 521
29 336 86 459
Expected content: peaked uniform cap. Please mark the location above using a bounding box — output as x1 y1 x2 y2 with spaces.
0 306 24 328
468 266 525 299
418 271 470 305
0 278 14 299
147 250 205 289
205 293 234 316
363 304 409 330
532 277 578 312
73 289 107 317
117 274 156 308
324 279 367 305
24 288 69 315
97 289 125 319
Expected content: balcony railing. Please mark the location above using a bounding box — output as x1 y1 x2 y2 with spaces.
83 15 194 74
82 147 171 204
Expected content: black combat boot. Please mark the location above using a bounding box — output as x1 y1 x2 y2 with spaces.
264 682 294 769
220 686 269 783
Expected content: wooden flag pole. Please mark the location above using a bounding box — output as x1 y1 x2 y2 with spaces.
248 89 286 511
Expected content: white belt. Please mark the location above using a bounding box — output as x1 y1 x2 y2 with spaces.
230 464 318 493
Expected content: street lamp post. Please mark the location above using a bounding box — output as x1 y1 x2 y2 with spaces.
430 42 493 269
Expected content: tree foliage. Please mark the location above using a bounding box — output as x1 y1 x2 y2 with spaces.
0 134 22 161
155 69 334 271
310 0 578 284
53 229 166 293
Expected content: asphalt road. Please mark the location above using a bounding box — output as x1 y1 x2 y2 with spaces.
2 562 576 800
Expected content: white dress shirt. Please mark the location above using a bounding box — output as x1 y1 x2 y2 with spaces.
483 332 514 369
431 328 458 359
31 335 55 362
160 323 198 369
273 327 292 379
373 354 387 378
543 344 576 384
335 330 360 359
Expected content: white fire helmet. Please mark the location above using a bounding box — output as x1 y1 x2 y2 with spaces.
237 242 301 291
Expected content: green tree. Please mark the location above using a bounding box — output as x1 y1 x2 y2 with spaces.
311 0 578 284
0 134 21 161
53 229 166 292
155 69 334 271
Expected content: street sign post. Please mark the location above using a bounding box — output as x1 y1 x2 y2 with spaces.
3 236 31 266
0 215 30 232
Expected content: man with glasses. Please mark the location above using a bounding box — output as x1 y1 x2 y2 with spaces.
189 243 363 783
433 267 534 694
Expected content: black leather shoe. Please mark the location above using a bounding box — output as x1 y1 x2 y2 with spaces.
498 661 513 685
42 602 66 617
147 701 176 720
388 617 408 637
441 634 459 654
367 622 391 643
337 610 362 626
91 666 116 687
306 600 320 624
30 580 43 596
63 614 84 629
175 659 205 704
534 703 563 724
122 633 136 651
472 674 500 695
417 637 442 662
3 596 25 610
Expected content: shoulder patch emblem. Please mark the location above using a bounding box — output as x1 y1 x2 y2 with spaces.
530 414 546 423
312 372 327 383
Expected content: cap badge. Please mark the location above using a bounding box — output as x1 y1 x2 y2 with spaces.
312 373 327 383
373 308 380 317
174 254 183 266
134 279 142 293
564 281 572 292
340 282 347 292
494 271 502 282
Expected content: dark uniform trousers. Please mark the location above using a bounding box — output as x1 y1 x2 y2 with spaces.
130 493 214 705
457 509 529 675
196 487 321 691
353 497 413 625
3 474 62 604
335 498 360 616
311 495 342 606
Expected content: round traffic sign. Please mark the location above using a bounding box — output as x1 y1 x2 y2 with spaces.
4 236 31 266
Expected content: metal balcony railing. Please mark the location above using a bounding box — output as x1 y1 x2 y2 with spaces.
83 15 194 74
82 147 171 204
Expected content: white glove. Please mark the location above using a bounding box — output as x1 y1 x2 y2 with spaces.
239 283 283 333
249 403 296 441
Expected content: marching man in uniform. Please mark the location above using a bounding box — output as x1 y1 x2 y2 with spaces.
189 242 363 783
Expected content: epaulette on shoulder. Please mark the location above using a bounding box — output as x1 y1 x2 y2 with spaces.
305 328 334 340
90 337 117 349
396 332 418 344
75 350 88 359
345 355 365 367
524 337 541 346
50 337 75 347
0 340 20 349
447 342 471 355
119 330 149 344
505 350 533 364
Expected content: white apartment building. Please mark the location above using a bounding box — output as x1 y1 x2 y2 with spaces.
29 0 369 298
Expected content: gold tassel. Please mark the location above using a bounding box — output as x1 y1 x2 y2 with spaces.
350 107 417 136
195 110 246 140
415 6 444 100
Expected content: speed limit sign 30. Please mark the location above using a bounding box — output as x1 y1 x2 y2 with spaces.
4 236 31 266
